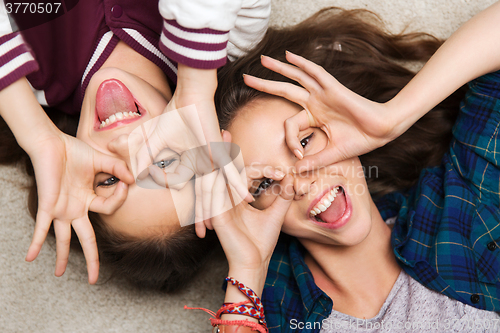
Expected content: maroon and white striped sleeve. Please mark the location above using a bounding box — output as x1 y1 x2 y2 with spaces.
159 19 229 70
0 32 39 91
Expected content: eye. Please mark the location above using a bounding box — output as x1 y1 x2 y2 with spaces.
252 178 275 198
154 158 177 169
97 176 119 187
300 132 314 148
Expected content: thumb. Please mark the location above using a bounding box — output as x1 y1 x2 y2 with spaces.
263 174 294 223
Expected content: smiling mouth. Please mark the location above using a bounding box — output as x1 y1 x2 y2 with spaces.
95 79 145 130
309 186 349 227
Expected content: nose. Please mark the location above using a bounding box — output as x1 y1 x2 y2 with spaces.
107 134 131 160
293 170 318 199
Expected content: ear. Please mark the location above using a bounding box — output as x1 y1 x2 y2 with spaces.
221 129 232 143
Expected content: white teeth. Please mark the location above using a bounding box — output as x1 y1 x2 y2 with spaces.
310 186 341 218
99 110 142 129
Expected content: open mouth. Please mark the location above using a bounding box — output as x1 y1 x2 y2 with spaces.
94 79 145 130
308 185 351 229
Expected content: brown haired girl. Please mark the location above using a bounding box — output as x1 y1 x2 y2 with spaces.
0 0 268 291
202 3 500 332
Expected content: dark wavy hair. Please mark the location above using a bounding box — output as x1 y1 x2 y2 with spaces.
0 107 218 293
215 7 465 196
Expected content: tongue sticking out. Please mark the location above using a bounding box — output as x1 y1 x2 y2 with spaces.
317 189 347 223
96 79 136 122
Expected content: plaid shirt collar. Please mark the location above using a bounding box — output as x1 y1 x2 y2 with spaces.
263 237 332 333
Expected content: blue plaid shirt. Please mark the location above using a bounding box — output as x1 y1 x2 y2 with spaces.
262 71 500 332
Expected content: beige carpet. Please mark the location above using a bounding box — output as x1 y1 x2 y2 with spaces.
0 0 496 332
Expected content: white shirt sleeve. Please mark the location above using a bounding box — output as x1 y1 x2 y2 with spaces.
158 0 270 70
0 0 13 36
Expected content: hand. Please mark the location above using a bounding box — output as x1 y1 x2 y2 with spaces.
25 132 134 284
130 65 252 238
244 51 400 172
210 140 294 286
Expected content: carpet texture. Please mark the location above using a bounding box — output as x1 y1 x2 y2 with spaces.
0 0 496 332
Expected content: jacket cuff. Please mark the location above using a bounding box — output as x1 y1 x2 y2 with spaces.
160 19 229 70
0 33 39 91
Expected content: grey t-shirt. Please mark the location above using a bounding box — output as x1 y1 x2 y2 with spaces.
320 270 500 333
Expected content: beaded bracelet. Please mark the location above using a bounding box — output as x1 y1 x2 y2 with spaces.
219 302 261 321
184 277 268 333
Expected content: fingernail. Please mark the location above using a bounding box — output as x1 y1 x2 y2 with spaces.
260 54 264 59
294 149 303 160
275 170 285 179
242 74 247 78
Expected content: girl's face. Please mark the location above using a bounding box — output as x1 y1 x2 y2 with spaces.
76 67 194 238
229 97 373 246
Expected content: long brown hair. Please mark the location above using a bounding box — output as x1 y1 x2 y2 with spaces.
216 7 464 196
0 108 218 293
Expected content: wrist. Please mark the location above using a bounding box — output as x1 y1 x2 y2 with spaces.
176 64 217 95
226 267 268 299
0 79 62 154
222 271 268 324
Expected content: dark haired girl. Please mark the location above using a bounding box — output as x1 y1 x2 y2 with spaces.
204 3 500 332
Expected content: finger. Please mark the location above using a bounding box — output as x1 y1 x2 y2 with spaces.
89 181 128 215
201 171 218 223
195 221 206 238
285 51 331 89
72 217 99 284
53 219 71 277
194 177 204 227
26 210 53 262
284 109 316 160
93 152 134 185
147 164 192 190
295 142 343 172
204 218 214 230
245 164 285 190
165 164 195 190
219 131 253 203
148 164 168 187
260 55 322 92
210 171 235 232
134 120 164 180
223 162 253 203
243 74 309 107
263 174 294 223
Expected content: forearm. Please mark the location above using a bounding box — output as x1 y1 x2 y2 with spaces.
387 1 500 138
0 78 60 153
